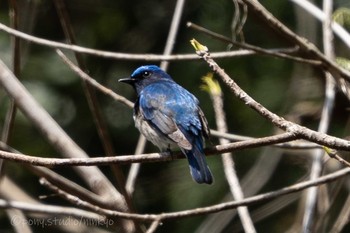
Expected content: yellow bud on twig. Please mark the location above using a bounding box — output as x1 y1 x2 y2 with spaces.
190 38 208 56
201 72 221 96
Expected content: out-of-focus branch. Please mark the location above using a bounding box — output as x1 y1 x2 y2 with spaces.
2 167 350 222
329 194 350 233
0 58 127 210
52 2 131 215
240 0 350 103
0 0 21 176
159 0 186 70
210 130 320 149
0 22 301 61
190 39 350 151
145 220 161 233
5 209 32 233
56 49 133 108
202 73 256 233
0 199 106 221
2 0 20 144
125 0 187 197
0 142 133 217
187 22 321 66
290 0 350 49
302 1 337 231
56 49 332 152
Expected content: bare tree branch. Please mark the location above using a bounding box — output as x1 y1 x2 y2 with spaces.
187 22 322 66
191 40 350 151
210 130 321 149
56 49 133 108
2 167 349 222
0 58 127 210
0 21 255 61
145 220 161 233
52 3 132 218
302 1 337 231
0 21 305 62
0 132 295 166
203 74 256 233
290 0 350 49
0 2 349 232
0 130 349 167
0 199 107 221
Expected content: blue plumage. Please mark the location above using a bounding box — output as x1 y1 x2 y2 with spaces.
119 65 213 184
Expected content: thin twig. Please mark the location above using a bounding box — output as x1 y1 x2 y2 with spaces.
192 41 350 151
125 0 187 197
240 0 350 86
146 220 161 233
203 74 256 233
0 133 298 166
0 199 107 221
125 136 146 195
326 149 350 167
302 1 337 232
28 166 111 209
0 21 303 61
2 167 350 221
159 0 186 70
52 2 131 214
0 142 127 213
0 131 349 167
290 0 350 49
56 49 133 108
0 0 21 176
210 130 320 149
231 0 242 41
39 177 118 229
195 148 283 233
187 22 321 66
0 58 127 209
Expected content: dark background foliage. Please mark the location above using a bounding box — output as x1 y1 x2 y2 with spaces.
0 0 349 232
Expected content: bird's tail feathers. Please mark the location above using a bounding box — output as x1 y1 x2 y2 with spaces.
182 142 213 184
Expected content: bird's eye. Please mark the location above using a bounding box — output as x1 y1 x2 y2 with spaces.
142 71 151 78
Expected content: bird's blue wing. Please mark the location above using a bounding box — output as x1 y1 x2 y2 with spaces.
139 81 213 184
138 82 195 150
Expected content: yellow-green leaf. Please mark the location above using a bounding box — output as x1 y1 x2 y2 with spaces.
336 57 350 71
333 7 350 28
190 38 208 55
201 72 222 96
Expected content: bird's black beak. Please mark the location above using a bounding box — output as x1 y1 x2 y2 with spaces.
118 77 135 85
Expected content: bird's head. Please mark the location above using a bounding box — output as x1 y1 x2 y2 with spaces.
119 65 173 93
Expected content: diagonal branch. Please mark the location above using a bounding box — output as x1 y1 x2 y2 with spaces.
240 0 350 88
2 167 349 222
191 40 350 151
0 58 127 210
52 1 130 210
290 0 350 49
0 21 303 61
203 74 256 233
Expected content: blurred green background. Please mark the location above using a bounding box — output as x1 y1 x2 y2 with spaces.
0 0 349 232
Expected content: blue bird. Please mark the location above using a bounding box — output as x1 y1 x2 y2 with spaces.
119 65 213 184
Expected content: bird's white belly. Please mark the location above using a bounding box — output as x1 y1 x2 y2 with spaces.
134 114 176 151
